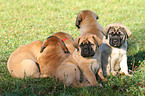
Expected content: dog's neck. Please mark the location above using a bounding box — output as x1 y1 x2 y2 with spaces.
81 19 96 26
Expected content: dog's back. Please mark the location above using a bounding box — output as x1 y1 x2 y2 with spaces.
37 36 70 77
76 10 104 40
7 40 43 78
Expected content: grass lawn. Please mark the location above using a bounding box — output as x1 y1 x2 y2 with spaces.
0 0 145 95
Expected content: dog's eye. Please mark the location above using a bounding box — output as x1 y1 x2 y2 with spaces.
79 43 83 47
90 44 94 46
109 31 114 35
118 32 121 34
118 31 124 36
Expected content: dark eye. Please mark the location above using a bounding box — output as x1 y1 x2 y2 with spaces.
90 44 94 46
118 32 121 34
109 31 114 35
79 43 83 47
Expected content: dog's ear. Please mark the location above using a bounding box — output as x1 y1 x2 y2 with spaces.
103 25 112 39
92 11 99 20
92 35 102 47
59 40 70 53
76 12 83 29
121 25 132 39
40 39 48 53
73 37 80 50
96 15 99 20
40 46 46 53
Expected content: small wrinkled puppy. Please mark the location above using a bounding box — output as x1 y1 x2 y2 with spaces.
37 36 70 78
76 10 104 40
52 32 75 53
100 23 132 76
56 34 104 87
7 40 43 78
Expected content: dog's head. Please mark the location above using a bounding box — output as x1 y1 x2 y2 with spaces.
40 36 70 53
73 34 102 57
103 23 132 48
76 10 99 29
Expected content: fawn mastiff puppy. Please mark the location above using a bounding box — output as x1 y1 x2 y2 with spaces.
100 23 132 76
37 36 70 78
76 10 104 40
7 40 43 78
76 10 105 80
52 32 75 53
56 34 104 86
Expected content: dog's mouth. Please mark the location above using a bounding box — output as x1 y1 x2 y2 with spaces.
81 49 95 57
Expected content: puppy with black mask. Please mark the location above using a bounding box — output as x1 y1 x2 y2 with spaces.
100 23 132 76
56 34 105 87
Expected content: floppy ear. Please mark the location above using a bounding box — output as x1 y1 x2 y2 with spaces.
76 12 83 29
59 40 70 53
96 15 99 20
103 25 112 39
40 39 49 53
121 25 132 38
73 37 80 50
92 11 99 20
92 35 102 47
40 46 46 53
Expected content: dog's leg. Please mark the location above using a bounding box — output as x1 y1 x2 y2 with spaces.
56 63 81 86
81 66 98 86
101 51 111 77
20 59 41 78
120 54 130 75
110 56 118 76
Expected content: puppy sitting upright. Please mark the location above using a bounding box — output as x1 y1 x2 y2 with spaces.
52 32 75 53
37 36 70 78
100 23 132 76
56 34 102 87
76 10 104 40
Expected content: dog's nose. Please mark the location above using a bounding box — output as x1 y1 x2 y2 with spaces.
83 45 89 50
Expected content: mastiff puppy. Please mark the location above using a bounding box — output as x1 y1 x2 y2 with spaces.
7 40 43 78
52 32 75 53
100 23 132 76
76 10 104 40
56 34 104 87
37 36 70 78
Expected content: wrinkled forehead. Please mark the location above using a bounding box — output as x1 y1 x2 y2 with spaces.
79 36 94 45
109 26 125 33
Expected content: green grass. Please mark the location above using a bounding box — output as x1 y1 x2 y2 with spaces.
0 0 145 95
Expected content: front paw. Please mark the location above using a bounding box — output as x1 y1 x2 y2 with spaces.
119 71 133 76
111 71 117 76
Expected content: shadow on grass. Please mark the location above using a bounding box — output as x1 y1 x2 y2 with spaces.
127 51 145 71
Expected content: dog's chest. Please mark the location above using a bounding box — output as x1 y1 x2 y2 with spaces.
111 48 126 60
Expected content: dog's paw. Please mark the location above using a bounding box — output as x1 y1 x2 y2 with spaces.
111 71 117 76
99 83 103 87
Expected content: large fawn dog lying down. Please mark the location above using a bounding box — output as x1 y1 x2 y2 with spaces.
7 32 73 79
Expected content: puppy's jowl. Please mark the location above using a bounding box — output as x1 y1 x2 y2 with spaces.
100 23 132 76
